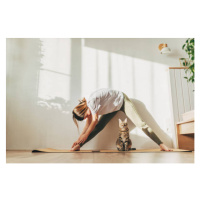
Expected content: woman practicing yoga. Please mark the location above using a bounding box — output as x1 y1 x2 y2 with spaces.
71 88 171 151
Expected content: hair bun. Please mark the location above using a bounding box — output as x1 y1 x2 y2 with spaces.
79 97 86 104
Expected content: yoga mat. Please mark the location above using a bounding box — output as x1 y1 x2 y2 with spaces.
32 148 192 153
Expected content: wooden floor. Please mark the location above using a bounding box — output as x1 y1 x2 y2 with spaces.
6 150 194 163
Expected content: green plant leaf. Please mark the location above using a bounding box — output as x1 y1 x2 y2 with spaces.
182 38 195 83
189 63 194 69
190 38 194 43
189 76 193 81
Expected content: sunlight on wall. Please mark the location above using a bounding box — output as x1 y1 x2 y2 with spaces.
38 39 71 101
81 41 172 137
6 38 175 150
96 50 109 88
110 53 134 97
81 46 109 96
38 70 70 100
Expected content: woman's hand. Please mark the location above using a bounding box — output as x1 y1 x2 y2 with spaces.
71 141 78 149
70 144 80 151
71 132 89 150
160 143 173 151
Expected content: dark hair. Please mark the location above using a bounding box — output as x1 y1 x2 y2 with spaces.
72 111 84 121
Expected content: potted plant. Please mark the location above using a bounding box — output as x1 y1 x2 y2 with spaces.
182 38 195 83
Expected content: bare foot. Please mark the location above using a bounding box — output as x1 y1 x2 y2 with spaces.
160 143 173 151
70 144 80 151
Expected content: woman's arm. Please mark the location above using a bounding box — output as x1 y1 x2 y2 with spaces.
79 116 92 137
71 117 92 148
71 114 98 149
77 113 98 145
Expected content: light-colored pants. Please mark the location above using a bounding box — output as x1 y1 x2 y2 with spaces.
80 93 163 147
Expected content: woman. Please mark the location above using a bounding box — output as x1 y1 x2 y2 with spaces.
71 88 171 151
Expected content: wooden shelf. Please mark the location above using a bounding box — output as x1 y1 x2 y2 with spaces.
176 120 194 150
180 132 194 135
177 120 194 125
179 121 194 135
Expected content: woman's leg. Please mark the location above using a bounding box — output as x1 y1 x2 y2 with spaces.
80 111 119 147
121 93 163 146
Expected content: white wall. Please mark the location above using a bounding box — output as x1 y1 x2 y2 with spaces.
6 38 188 150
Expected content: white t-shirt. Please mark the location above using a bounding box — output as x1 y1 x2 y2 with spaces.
85 88 124 115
